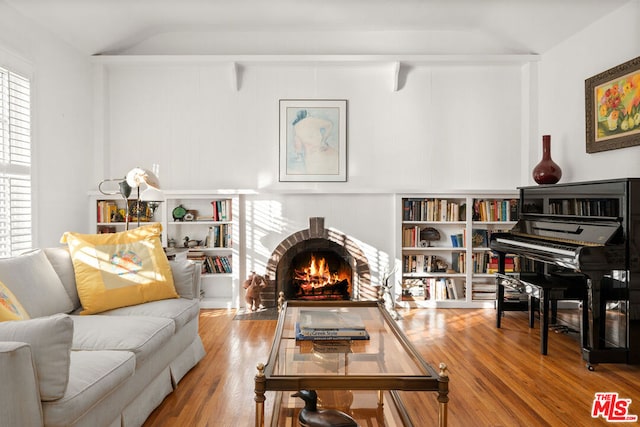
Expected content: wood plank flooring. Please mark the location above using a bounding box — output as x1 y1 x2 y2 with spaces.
143 307 640 426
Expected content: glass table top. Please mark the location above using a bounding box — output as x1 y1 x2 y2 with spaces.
266 301 436 380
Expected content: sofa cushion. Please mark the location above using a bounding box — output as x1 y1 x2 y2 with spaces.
102 298 200 332
169 258 198 299
0 314 73 401
42 349 135 427
71 315 174 365
0 249 75 317
0 280 30 321
43 246 81 310
61 224 178 315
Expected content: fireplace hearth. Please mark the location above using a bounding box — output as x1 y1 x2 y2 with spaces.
262 217 373 307
284 250 352 300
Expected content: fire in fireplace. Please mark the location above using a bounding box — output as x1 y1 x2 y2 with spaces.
286 251 352 300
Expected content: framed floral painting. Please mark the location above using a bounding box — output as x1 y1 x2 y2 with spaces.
586 55 640 153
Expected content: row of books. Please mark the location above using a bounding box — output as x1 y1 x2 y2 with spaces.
402 278 464 301
403 198 464 222
451 252 519 274
96 200 119 223
295 309 369 341
547 198 620 217
187 252 232 274
472 199 518 222
403 228 508 249
403 254 448 273
97 200 152 223
206 224 231 248
211 199 232 221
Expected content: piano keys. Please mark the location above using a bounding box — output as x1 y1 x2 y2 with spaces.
490 178 640 367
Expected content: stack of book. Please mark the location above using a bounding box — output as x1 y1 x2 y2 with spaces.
295 309 370 341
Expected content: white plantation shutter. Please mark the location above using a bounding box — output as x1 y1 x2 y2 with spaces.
0 66 32 257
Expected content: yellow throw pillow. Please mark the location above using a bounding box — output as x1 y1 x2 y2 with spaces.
61 224 178 315
0 280 30 321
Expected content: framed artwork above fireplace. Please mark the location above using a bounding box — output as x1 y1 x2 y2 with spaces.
279 99 347 182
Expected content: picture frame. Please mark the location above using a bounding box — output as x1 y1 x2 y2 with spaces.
279 99 347 182
585 55 640 153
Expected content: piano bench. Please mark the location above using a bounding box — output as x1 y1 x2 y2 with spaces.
496 273 588 356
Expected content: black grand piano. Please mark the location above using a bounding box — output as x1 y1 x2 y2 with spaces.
490 178 640 368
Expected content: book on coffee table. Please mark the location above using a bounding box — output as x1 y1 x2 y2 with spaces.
296 309 369 341
295 322 370 340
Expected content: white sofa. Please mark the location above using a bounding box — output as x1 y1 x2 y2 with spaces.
0 248 205 427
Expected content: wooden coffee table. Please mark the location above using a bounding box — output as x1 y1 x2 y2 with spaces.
254 300 449 426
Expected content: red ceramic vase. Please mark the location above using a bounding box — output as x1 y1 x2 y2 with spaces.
532 135 562 184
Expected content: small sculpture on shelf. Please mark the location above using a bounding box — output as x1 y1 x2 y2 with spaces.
420 227 440 247
183 236 201 248
243 271 267 311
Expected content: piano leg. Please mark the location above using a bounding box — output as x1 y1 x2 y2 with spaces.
529 295 535 328
540 288 551 355
496 253 506 328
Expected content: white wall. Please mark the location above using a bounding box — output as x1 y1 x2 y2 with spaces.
0 1 93 247
539 0 640 183
97 60 525 192
94 57 527 283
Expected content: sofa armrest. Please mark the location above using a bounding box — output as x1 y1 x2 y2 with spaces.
170 259 201 300
0 342 44 426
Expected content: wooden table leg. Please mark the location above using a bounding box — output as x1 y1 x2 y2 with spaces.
438 363 449 427
255 363 266 427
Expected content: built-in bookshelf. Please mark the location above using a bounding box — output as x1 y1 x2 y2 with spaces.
162 193 239 309
90 191 240 309
397 193 519 308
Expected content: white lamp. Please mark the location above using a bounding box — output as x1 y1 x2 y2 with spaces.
99 167 164 230
125 167 164 228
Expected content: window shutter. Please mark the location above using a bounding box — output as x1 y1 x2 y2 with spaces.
0 67 32 257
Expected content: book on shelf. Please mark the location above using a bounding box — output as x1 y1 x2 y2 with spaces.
446 278 458 300
202 255 232 274
472 292 496 300
211 199 232 221
403 198 462 222
402 279 427 301
206 224 232 248
471 229 488 247
486 255 518 274
96 200 119 223
473 199 518 222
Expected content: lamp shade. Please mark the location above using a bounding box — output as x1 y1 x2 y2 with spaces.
126 167 160 189
140 187 164 202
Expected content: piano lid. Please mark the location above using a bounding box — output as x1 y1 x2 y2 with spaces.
508 214 622 247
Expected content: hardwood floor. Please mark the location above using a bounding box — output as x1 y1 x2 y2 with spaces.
144 307 640 426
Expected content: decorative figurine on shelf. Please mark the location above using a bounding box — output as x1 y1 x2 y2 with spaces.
420 227 440 247
183 236 201 248
292 390 358 427
172 204 187 221
243 272 267 311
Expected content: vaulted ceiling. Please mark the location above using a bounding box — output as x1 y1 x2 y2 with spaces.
5 0 632 56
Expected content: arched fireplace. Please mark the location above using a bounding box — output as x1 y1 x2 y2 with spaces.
278 239 353 300
262 217 373 307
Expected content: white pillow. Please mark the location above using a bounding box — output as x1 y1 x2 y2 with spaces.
43 247 81 309
0 314 73 401
0 250 75 317
169 259 198 299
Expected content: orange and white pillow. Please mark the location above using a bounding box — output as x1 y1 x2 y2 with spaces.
0 281 30 321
